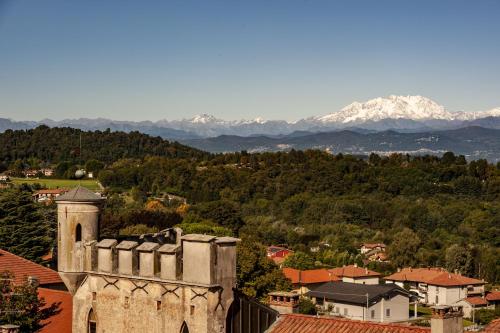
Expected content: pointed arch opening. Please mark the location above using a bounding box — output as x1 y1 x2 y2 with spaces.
88 308 97 333
180 321 189 333
75 223 82 242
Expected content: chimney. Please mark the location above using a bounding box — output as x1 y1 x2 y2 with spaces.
354 263 358 268
27 276 39 287
431 306 463 333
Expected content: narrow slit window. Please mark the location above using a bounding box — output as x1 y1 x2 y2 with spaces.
76 224 82 242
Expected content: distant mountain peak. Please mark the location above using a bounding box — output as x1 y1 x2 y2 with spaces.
315 95 456 124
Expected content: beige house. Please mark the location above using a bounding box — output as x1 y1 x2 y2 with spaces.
306 281 411 323
385 267 485 306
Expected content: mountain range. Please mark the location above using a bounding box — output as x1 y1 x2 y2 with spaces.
183 126 500 162
2 95 500 140
2 95 500 160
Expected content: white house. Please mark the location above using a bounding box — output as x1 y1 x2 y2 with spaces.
385 267 485 306
306 281 411 323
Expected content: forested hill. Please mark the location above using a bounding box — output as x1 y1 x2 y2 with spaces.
0 126 208 164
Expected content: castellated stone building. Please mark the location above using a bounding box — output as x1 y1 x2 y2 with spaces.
56 187 240 333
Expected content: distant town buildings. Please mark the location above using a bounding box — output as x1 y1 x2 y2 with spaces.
267 245 293 266
384 267 485 306
32 188 69 203
306 281 411 323
283 265 381 294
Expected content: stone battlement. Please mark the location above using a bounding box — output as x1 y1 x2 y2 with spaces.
78 229 239 287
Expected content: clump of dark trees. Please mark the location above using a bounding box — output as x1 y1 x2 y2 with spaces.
1 127 500 299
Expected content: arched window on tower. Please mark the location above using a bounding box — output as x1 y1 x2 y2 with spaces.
75 224 82 242
88 309 97 333
180 321 189 333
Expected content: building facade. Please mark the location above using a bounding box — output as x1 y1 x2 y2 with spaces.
56 186 240 333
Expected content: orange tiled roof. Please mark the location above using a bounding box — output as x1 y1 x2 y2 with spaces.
0 249 62 286
329 265 381 278
283 268 341 285
484 319 500 333
267 314 430 333
38 288 73 333
463 296 488 306
384 267 484 287
486 291 500 301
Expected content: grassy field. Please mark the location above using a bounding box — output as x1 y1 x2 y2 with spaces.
11 177 101 191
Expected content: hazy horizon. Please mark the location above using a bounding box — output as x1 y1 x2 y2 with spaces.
1 0 499 122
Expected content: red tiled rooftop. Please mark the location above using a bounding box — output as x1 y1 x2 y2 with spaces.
283 265 379 285
0 249 62 286
38 288 73 333
329 265 381 278
385 267 484 287
267 314 430 333
283 268 341 285
362 243 386 249
484 319 500 333
486 291 500 301
463 296 488 306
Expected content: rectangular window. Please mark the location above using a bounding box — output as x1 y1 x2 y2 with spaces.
92 292 97 302
344 308 348 316
316 298 324 305
386 308 391 317
371 310 375 319
156 301 162 311
435 295 439 304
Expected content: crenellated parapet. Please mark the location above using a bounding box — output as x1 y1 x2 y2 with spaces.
86 232 239 288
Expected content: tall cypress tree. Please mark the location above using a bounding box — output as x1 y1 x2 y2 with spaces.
0 189 55 262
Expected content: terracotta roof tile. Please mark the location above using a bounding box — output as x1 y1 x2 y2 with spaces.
38 288 72 333
484 319 500 332
486 291 500 301
0 249 62 286
463 296 488 306
385 267 484 287
283 265 380 285
283 268 341 285
329 265 381 278
266 314 430 333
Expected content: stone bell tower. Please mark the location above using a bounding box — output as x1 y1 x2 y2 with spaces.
55 186 103 294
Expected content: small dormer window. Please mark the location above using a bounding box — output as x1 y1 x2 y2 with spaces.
76 224 82 242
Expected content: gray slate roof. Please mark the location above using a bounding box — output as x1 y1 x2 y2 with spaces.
306 281 410 306
55 186 103 202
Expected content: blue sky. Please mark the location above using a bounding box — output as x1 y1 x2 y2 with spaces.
0 0 499 121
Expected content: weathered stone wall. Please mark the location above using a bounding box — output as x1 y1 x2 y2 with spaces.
72 275 228 333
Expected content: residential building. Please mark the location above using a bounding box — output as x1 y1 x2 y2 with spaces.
360 243 386 255
32 188 69 203
329 264 381 284
41 168 54 177
486 291 500 308
306 281 410 323
283 265 381 294
454 296 491 319
267 246 293 266
283 268 341 294
268 291 299 314
384 267 485 306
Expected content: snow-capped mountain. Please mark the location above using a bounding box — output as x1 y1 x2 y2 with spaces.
315 95 457 123
2 95 500 139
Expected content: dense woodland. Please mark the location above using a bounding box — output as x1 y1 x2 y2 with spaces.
1 127 499 299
